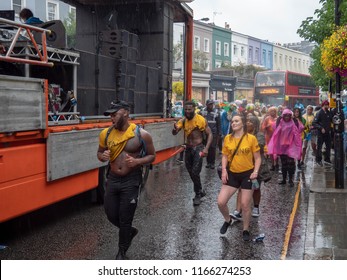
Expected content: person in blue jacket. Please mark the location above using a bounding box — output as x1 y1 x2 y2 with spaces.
19 8 43 24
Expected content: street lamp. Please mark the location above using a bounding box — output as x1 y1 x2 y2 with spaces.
333 0 344 189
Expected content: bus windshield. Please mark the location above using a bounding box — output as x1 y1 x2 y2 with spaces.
255 72 285 87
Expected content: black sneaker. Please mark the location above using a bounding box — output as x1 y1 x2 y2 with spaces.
205 164 211 168
316 161 323 167
193 190 206 206
324 160 332 165
116 249 127 260
220 216 234 234
288 180 294 187
193 195 201 206
200 190 206 197
242 230 250 241
210 165 215 169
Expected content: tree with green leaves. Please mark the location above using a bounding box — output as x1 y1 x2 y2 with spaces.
173 42 183 64
63 11 76 48
172 81 184 99
297 0 347 90
193 50 208 72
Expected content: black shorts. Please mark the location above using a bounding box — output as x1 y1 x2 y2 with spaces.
226 169 253 190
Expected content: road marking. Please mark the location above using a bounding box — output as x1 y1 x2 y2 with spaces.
280 179 301 260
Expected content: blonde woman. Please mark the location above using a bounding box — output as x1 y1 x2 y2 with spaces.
217 115 261 241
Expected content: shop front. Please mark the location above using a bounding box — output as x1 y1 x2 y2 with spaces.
209 74 237 102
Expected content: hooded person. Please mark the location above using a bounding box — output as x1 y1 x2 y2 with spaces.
267 109 304 187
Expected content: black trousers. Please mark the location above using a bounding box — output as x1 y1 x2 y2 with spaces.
316 132 332 162
104 169 142 251
206 134 218 166
280 155 295 180
185 144 204 195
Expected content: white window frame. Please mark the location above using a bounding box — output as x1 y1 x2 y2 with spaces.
206 61 210 71
224 43 229 57
194 36 200 50
248 47 252 60
69 6 76 14
47 0 60 21
203 38 209 53
215 41 221 56
233 44 238 56
12 0 26 18
255 48 259 64
241 46 244 57
215 60 222 68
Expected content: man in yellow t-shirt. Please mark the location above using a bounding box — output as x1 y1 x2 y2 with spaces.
97 100 155 260
172 101 213 206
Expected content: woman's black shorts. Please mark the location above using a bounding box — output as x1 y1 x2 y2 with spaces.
226 169 253 190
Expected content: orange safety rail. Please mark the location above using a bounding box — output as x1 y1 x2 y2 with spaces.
0 18 53 67
152 146 184 165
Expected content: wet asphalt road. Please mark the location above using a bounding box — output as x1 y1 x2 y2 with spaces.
0 156 311 260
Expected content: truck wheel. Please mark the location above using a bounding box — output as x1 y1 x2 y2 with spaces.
96 166 108 204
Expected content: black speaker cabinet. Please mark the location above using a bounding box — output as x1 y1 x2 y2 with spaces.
33 20 66 49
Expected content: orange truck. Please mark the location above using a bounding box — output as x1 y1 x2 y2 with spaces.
0 0 194 223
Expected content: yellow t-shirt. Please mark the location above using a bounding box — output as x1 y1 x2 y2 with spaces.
99 123 137 162
175 114 207 136
222 134 260 173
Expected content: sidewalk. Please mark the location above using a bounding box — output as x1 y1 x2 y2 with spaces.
304 154 347 260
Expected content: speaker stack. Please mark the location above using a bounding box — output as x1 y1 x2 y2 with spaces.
101 30 139 107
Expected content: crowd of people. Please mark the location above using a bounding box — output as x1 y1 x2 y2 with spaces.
172 98 339 242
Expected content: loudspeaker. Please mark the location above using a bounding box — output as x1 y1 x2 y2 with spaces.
101 30 129 46
33 20 66 49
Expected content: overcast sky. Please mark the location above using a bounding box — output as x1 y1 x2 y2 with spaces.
188 0 322 43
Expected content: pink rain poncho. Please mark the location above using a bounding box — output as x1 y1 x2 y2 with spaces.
267 109 304 160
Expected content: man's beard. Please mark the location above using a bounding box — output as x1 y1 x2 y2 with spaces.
185 112 195 120
113 117 125 129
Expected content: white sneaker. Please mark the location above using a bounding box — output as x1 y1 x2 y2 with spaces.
252 207 260 217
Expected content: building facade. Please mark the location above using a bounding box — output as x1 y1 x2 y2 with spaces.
193 20 213 71
273 44 311 74
231 31 248 66
212 25 231 69
0 0 73 23
173 20 314 103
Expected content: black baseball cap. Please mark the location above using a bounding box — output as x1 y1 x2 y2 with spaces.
206 99 214 105
103 100 130 116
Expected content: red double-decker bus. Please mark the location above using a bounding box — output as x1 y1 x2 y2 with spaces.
254 70 319 108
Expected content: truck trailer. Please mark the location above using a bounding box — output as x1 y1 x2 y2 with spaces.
0 0 194 223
